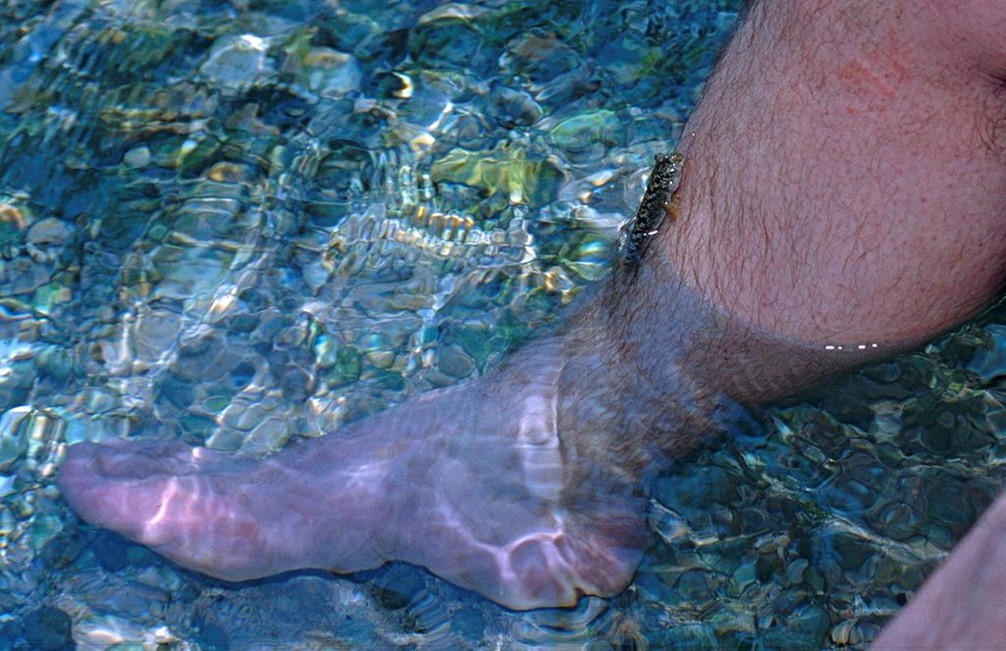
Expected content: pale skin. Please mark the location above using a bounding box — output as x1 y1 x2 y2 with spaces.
57 0 1006 644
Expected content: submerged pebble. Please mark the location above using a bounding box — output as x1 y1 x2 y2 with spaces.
22 606 74 651
199 34 276 91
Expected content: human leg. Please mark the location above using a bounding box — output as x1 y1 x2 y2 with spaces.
620 0 1006 387
58 0 1006 616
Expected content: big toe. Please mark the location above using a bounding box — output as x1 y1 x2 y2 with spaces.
58 441 179 540
58 439 278 578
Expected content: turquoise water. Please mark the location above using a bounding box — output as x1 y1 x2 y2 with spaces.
1 0 1004 648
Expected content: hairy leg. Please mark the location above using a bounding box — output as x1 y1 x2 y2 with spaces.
59 0 1006 620
683 0 1006 340
619 0 1006 388
644 0 1006 645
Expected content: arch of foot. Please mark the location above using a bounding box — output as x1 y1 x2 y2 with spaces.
390 350 646 610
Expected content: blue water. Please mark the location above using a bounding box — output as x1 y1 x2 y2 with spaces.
0 0 1003 648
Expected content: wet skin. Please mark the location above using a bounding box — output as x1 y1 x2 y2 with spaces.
59 336 654 609
55 255 882 610
58 155 743 610
57 0 1006 641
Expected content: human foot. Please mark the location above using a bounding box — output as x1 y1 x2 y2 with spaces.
54 152 863 610
58 336 654 610
57 435 391 582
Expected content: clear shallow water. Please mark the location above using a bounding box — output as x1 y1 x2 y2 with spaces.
0 0 1003 648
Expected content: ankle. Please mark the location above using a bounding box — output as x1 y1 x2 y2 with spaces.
546 294 708 489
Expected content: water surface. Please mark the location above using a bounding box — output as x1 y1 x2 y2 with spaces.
0 0 1003 648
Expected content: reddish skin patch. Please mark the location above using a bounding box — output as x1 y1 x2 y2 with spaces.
834 36 913 116
837 60 898 105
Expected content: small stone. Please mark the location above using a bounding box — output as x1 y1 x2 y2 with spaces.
437 344 475 380
831 618 865 646
39 527 87 570
26 218 72 263
0 203 25 229
200 34 275 91
92 529 132 572
786 558 810 585
23 606 74 651
0 474 13 497
122 146 151 168
452 607 485 639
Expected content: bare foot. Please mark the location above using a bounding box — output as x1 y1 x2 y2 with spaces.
59 337 651 610
57 436 388 581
